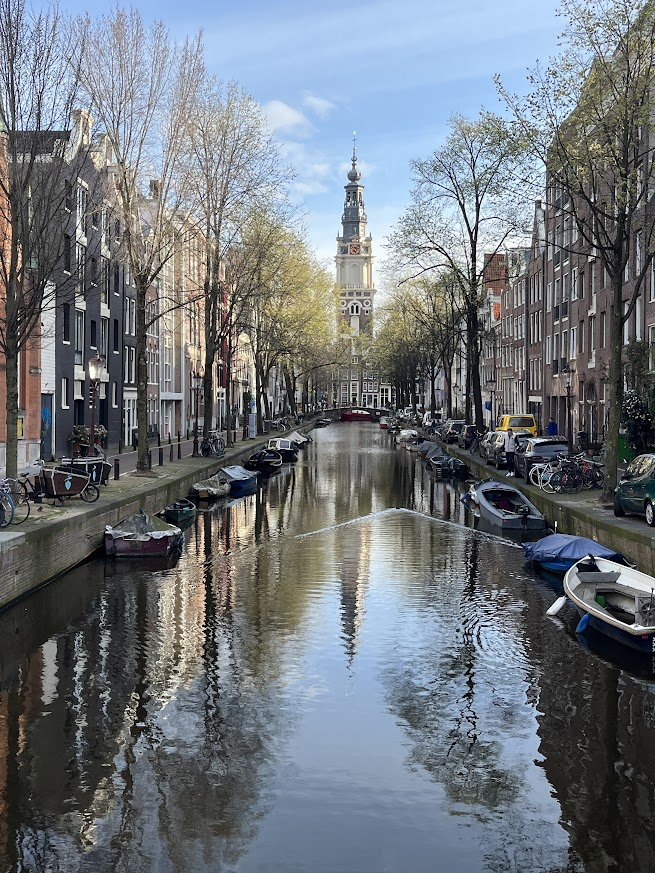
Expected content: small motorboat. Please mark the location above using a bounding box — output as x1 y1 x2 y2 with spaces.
267 438 299 463
164 497 197 525
244 449 283 475
288 430 311 448
417 440 438 459
564 556 655 653
523 534 626 575
315 418 332 427
472 478 545 531
219 465 260 496
190 473 231 500
379 417 389 430
105 509 183 557
340 408 373 422
397 428 419 443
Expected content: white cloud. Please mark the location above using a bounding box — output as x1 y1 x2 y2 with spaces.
302 94 336 119
263 100 313 137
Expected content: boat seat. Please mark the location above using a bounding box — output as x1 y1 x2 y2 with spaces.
576 571 621 584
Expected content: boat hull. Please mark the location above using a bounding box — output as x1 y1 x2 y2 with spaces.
105 530 183 557
474 479 545 530
340 409 373 422
565 556 655 654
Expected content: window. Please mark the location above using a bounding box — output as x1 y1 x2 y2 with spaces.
63 304 71 343
77 185 88 237
100 317 109 357
74 310 84 365
90 319 97 348
589 314 596 354
112 381 118 408
63 234 71 273
624 302 630 345
101 257 109 304
61 377 70 408
64 181 73 212
578 320 584 354
113 318 119 353
636 231 643 275
649 325 655 370
76 243 86 297
570 325 577 359
600 311 606 348
113 263 120 295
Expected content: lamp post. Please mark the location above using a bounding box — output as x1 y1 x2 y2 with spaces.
88 353 107 453
562 363 575 456
191 367 203 457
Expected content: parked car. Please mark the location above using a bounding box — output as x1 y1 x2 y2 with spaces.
495 414 538 437
514 436 569 481
479 430 499 463
440 420 466 444
613 453 655 525
457 424 479 450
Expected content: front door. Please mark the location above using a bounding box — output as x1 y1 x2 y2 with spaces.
40 394 53 461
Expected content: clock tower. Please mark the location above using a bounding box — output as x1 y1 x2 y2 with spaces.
334 138 388 410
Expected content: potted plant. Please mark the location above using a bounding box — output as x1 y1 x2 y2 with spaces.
68 424 90 458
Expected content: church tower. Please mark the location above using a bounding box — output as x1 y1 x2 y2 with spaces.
335 138 387 409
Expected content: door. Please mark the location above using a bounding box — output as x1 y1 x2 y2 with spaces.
40 394 53 461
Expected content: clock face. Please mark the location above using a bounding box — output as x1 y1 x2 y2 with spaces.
349 244 361 255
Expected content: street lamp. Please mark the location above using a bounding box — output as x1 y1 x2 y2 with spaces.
562 363 575 456
87 353 107 453
191 367 203 457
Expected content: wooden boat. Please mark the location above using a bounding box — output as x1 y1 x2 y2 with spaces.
190 473 231 500
219 465 260 496
244 449 283 474
379 417 389 430
472 478 545 531
340 408 373 422
564 556 655 653
164 497 197 524
523 534 626 575
267 438 299 462
397 428 419 444
105 509 183 557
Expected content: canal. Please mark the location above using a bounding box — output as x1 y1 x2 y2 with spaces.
0 423 654 872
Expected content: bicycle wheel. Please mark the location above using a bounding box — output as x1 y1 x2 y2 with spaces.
201 442 211 457
529 465 543 487
214 436 225 456
0 492 15 528
80 483 100 503
5 479 30 523
592 466 604 487
548 471 563 493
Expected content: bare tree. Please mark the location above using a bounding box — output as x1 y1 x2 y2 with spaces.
388 112 527 429
183 78 292 441
76 8 203 471
0 0 87 477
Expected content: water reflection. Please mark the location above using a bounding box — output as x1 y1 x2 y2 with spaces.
0 425 654 871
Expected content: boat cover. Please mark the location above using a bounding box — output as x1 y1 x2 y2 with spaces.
287 431 309 445
523 534 624 565
106 510 181 540
220 465 258 482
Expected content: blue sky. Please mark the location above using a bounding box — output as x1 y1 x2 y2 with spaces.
64 0 562 280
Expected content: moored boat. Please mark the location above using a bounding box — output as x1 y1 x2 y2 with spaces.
164 497 197 525
564 556 655 653
288 430 311 448
190 473 231 500
523 534 626 575
267 438 299 462
472 478 545 531
244 449 283 474
105 509 183 557
340 408 373 422
219 465 260 496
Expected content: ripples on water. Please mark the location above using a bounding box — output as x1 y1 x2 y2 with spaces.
0 425 655 871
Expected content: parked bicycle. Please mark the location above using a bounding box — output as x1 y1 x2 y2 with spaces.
200 431 225 458
0 477 30 523
0 487 14 528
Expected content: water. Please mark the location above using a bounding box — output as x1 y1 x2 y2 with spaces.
0 425 654 872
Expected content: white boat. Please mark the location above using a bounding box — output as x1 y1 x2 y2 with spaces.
472 478 545 531
564 555 655 653
218 465 259 495
288 430 311 448
397 428 419 443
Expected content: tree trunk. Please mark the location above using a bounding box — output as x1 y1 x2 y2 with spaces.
4 346 18 479
602 279 624 502
135 280 149 472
